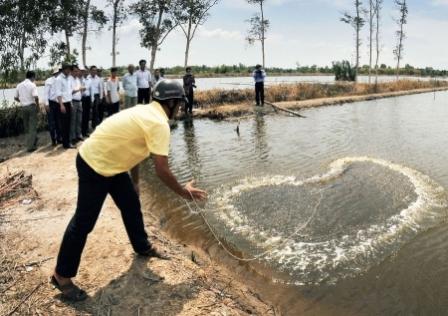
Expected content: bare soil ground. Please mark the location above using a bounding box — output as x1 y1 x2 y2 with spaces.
0 147 276 316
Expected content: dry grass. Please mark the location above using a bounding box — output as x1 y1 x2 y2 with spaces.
194 80 448 108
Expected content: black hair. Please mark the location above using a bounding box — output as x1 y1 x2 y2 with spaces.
186 67 192 71
139 59 146 64
111 67 118 72
26 71 36 79
90 65 97 70
61 64 72 71
72 64 79 70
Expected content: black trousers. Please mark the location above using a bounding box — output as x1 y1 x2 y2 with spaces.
48 100 62 143
108 102 120 116
138 88 150 104
255 82 265 105
55 154 150 278
58 102 72 148
92 94 101 129
185 90 194 114
81 96 91 136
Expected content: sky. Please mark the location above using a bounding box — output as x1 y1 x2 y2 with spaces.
41 0 448 70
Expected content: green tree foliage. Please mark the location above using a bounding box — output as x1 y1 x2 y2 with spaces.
333 61 357 81
130 0 178 71
0 0 54 83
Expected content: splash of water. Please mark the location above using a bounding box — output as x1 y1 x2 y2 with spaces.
205 157 448 285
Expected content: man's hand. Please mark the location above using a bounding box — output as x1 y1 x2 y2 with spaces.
183 180 207 201
60 104 66 114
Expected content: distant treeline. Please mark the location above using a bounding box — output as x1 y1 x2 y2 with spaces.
1 63 446 86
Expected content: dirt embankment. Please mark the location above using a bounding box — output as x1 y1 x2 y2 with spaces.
0 148 276 315
193 86 448 120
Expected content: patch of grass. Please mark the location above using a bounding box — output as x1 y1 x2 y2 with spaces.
0 102 47 138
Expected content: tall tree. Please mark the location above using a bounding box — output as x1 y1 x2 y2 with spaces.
0 0 54 82
79 1 108 68
246 0 268 68
51 0 85 62
374 0 383 86
108 0 127 67
131 0 178 72
172 0 220 67
394 0 408 80
341 0 365 82
367 0 375 84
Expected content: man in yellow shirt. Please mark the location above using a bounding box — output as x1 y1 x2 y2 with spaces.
51 80 206 301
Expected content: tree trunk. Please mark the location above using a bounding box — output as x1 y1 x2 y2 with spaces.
355 0 360 82
184 17 193 68
149 7 164 72
368 0 374 84
18 30 26 70
82 0 91 68
260 2 265 68
395 5 405 81
65 29 71 61
112 2 118 67
375 0 381 86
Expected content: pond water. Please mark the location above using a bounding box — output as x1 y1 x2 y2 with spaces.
1 75 443 106
140 91 448 315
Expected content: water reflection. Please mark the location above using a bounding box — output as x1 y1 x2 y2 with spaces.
182 119 202 181
253 113 269 162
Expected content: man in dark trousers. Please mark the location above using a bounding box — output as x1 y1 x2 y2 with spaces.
51 80 207 301
136 59 152 104
54 64 75 149
253 64 266 106
183 67 196 115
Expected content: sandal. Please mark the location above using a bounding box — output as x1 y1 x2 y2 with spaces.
137 246 170 260
50 275 88 302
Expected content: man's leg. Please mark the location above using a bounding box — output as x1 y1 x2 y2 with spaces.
50 101 62 143
148 87 152 103
70 101 77 142
109 172 150 253
137 89 143 104
260 82 265 106
81 97 91 136
60 102 72 148
124 96 131 109
55 155 109 278
76 101 83 139
131 97 137 107
92 95 99 129
46 103 57 144
255 83 260 106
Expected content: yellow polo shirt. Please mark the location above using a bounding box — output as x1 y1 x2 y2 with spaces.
79 101 170 177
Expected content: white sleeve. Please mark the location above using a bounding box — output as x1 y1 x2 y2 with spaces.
44 83 50 105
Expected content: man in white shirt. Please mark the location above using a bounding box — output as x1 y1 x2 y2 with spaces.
81 69 92 137
14 71 40 152
89 66 103 129
53 64 75 149
122 64 138 108
106 67 120 115
44 67 61 145
136 59 152 104
70 65 85 142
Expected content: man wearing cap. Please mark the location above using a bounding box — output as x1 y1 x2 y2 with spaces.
44 67 61 145
15 71 40 152
51 79 206 301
